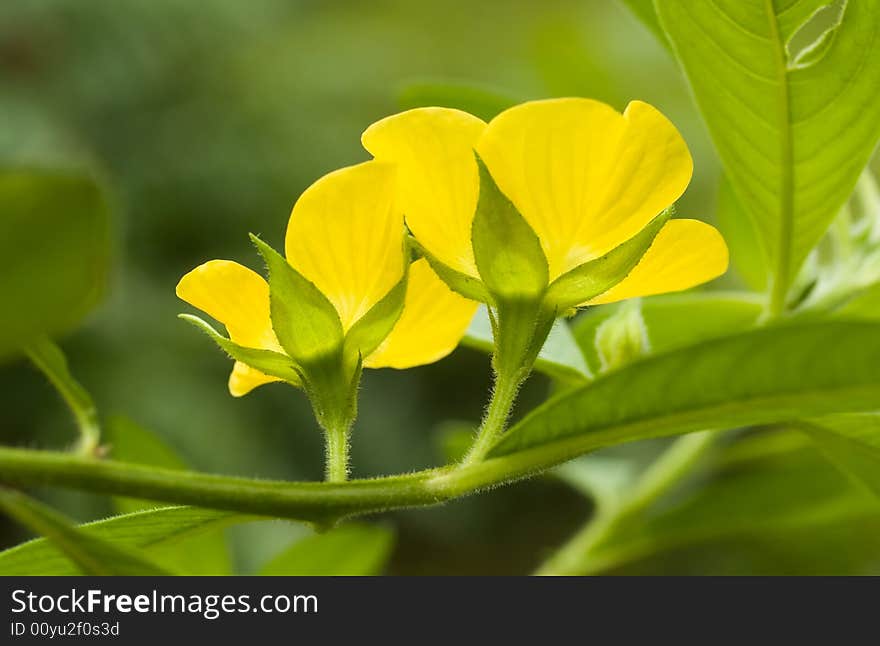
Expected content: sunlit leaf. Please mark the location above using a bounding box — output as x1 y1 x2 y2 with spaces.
491 321 880 457
656 0 880 307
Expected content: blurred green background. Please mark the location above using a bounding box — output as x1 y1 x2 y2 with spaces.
2 0 877 575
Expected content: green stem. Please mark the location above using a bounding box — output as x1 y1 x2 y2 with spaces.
324 423 350 483
0 422 720 525
463 299 556 465
24 337 101 457
462 369 523 465
534 431 718 576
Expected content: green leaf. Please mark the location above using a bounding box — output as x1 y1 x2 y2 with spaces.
800 414 880 499
584 429 880 574
397 80 518 122
0 489 171 575
258 524 395 576
491 321 880 458
411 237 490 303
105 416 232 574
574 291 764 374
251 234 344 364
344 271 407 361
716 176 770 292
179 313 302 386
545 211 670 309
462 305 591 382
471 156 548 299
0 170 110 358
655 0 880 311
0 505 243 576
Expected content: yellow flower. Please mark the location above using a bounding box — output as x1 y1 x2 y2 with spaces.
176 160 478 397
362 98 728 306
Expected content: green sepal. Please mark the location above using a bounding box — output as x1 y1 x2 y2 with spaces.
410 236 490 303
343 254 409 363
179 313 303 387
251 234 344 365
545 209 671 309
471 155 549 300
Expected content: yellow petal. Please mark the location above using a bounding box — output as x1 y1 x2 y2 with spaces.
285 161 405 331
476 98 693 280
365 258 478 369
362 108 487 277
176 259 282 396
586 220 729 306
228 361 280 398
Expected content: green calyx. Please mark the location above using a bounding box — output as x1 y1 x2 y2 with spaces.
544 209 671 310
249 234 412 481
471 155 549 300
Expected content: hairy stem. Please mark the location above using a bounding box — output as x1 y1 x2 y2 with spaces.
324 423 350 483
534 431 718 576
462 369 524 465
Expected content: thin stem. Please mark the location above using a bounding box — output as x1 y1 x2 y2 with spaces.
462 368 523 465
534 431 718 576
323 423 350 483
24 337 101 457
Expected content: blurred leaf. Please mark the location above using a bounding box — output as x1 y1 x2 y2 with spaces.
834 282 880 319
586 430 880 574
801 414 880 499
104 416 233 574
0 169 110 358
618 0 669 47
656 0 880 304
259 524 395 576
0 489 171 575
433 420 476 464
463 305 591 383
0 505 242 576
716 176 770 291
491 321 880 457
574 291 763 373
106 416 187 506
553 455 638 505
397 80 517 121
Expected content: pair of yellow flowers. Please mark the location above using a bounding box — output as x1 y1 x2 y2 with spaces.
178 98 728 397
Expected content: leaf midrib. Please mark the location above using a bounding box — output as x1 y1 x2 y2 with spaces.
764 0 795 316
